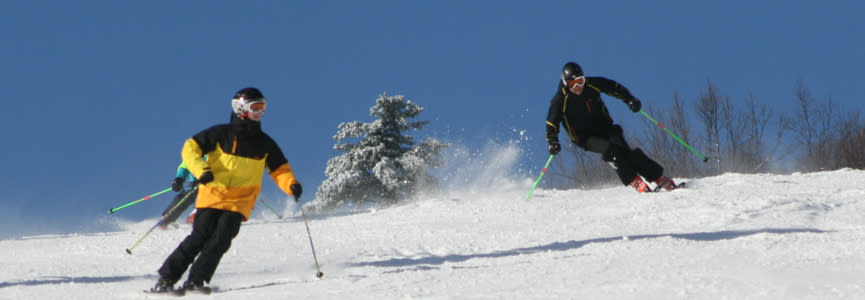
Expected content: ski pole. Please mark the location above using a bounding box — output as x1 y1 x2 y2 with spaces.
125 218 164 255
298 197 324 279
639 110 708 162
125 185 199 255
524 154 555 202
161 185 199 220
258 198 283 219
108 187 173 214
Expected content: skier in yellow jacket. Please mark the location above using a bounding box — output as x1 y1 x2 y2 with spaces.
151 87 302 295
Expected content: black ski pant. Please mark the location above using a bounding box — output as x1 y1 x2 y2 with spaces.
157 208 243 284
577 125 663 185
161 189 197 225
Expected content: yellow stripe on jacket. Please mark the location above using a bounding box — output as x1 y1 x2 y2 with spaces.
181 138 272 220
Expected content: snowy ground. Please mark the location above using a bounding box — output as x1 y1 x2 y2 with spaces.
2 169 865 299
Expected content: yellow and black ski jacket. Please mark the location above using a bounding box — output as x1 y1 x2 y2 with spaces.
181 114 299 221
545 77 636 146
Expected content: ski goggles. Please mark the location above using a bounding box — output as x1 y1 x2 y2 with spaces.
564 75 586 88
245 100 267 114
233 97 267 115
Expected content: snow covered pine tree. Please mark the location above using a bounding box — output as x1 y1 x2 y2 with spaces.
310 93 449 211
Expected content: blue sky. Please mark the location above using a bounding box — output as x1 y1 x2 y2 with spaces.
1 1 863 238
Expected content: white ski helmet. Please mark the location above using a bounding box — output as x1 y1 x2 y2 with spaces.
231 87 267 119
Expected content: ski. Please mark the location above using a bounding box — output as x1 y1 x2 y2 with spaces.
656 181 686 192
651 177 686 192
211 279 309 293
143 289 185 297
211 281 286 293
183 285 212 295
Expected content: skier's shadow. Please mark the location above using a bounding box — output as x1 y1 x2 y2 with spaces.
350 228 830 269
0 275 153 289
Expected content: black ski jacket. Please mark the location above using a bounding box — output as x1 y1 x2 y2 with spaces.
545 77 636 146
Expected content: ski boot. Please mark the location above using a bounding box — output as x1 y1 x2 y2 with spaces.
630 176 652 193
653 176 680 192
186 210 197 224
150 278 184 296
182 280 212 295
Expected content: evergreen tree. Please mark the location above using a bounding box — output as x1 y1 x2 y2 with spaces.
310 93 449 211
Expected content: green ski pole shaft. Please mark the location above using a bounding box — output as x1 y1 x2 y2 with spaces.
524 154 555 202
125 219 163 255
108 187 173 214
639 110 708 162
258 198 283 219
125 185 199 255
162 185 199 216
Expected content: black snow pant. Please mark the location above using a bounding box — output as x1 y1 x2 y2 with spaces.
161 189 198 225
577 125 663 185
157 208 243 284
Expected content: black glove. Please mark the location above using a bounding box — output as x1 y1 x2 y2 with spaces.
197 171 214 185
627 98 641 112
171 177 184 192
290 183 303 201
547 141 561 155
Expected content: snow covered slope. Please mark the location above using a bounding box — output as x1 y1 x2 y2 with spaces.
2 169 864 299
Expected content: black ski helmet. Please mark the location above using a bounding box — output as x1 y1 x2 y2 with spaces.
561 62 584 84
233 87 264 100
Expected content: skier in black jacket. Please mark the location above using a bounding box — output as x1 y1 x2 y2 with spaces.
545 62 678 192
